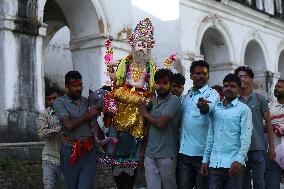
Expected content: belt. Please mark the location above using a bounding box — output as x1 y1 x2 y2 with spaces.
62 136 93 165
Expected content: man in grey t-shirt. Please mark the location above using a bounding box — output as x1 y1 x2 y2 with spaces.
139 69 181 189
53 71 101 189
235 66 275 189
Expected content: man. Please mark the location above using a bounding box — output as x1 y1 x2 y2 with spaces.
177 60 219 189
139 68 181 189
200 73 253 189
265 79 284 189
37 87 62 189
53 71 101 189
234 66 275 189
172 73 185 97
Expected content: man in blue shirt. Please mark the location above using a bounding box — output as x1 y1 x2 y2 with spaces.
201 73 253 189
177 60 219 189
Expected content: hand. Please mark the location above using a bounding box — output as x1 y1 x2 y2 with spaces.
229 161 241 176
201 163 209 176
87 107 102 120
197 97 211 114
138 100 148 116
268 147 276 160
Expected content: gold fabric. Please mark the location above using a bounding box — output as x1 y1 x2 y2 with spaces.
113 86 147 138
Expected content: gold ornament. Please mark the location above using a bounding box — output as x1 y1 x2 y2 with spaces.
131 65 145 82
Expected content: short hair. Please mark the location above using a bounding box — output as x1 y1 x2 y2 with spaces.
212 85 222 94
45 87 58 97
223 73 241 87
234 66 254 78
154 68 174 83
190 60 209 74
173 73 185 85
278 79 284 84
65 71 82 85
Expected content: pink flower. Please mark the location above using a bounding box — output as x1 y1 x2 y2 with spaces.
169 53 178 61
104 39 112 48
104 54 113 64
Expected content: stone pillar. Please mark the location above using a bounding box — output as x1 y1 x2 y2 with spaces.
0 0 46 142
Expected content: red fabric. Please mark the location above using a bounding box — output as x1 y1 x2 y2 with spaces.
63 136 93 165
271 114 284 120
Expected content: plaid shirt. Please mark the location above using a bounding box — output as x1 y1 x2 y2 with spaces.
37 107 61 165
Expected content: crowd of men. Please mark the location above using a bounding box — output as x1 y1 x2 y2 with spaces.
37 60 284 189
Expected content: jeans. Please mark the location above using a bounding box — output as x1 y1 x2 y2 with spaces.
61 145 96 189
265 153 282 189
144 156 177 189
209 168 242 189
176 153 208 189
42 160 64 189
242 150 265 189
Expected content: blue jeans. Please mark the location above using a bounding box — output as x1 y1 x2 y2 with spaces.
209 168 242 189
265 153 282 189
242 150 265 189
176 153 208 189
42 160 64 189
61 145 96 189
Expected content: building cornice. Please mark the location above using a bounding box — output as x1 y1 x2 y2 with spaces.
180 0 284 37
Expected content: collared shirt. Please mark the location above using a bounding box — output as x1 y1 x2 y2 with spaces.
269 101 284 147
179 84 219 156
239 92 269 151
146 93 181 158
53 94 92 142
37 107 61 165
202 98 252 168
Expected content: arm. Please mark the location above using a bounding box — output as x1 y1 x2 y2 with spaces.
139 97 181 129
235 109 253 164
53 98 99 131
139 104 172 129
60 108 99 131
140 122 150 158
263 111 276 159
201 117 214 176
37 112 60 139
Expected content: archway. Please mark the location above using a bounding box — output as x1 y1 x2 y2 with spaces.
200 28 231 86
278 50 284 77
43 0 107 98
244 40 268 95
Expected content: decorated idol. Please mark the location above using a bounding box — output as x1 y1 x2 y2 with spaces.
98 17 156 188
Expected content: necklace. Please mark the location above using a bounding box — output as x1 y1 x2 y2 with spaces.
131 64 145 82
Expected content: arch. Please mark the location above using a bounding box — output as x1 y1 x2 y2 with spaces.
42 0 110 96
195 15 234 63
38 0 108 35
241 32 269 94
240 31 269 70
276 40 284 72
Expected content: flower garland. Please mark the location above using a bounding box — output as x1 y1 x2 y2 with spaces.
164 53 178 68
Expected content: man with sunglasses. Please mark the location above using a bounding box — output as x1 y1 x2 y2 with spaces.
53 71 102 189
235 66 275 189
37 87 62 189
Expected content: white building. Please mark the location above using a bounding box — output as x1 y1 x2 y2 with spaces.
0 0 283 141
